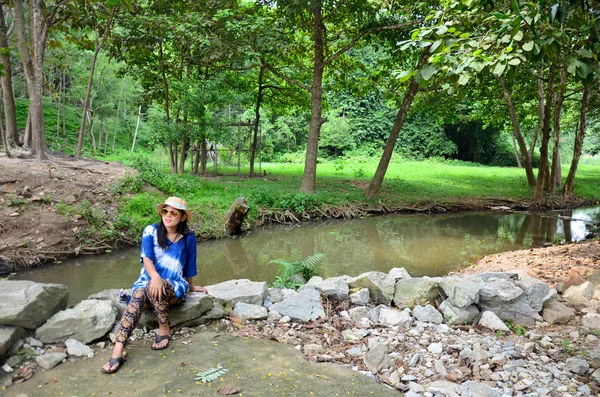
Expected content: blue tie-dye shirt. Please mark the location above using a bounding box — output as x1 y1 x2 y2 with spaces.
131 224 198 300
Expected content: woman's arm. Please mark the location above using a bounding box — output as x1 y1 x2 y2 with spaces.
186 277 207 293
143 257 166 300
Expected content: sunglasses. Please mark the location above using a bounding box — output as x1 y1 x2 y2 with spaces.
160 208 182 217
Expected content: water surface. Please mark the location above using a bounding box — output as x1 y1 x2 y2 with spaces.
14 206 600 305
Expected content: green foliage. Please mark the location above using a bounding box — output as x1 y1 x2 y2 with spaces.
561 339 574 355
269 253 324 289
110 174 143 195
194 366 229 383
114 193 160 235
495 330 506 337
505 322 526 336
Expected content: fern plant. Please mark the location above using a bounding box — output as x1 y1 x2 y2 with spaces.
269 253 324 289
194 366 229 383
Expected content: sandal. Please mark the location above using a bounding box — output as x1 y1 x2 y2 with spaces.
151 334 171 350
101 356 126 374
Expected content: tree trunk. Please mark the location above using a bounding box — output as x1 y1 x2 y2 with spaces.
250 66 265 177
131 105 141 152
97 118 103 153
76 7 116 159
200 138 207 176
366 48 430 199
112 80 124 153
179 135 186 174
0 3 18 147
563 86 590 195
14 0 48 160
529 66 544 160
511 132 522 168
222 197 250 236
55 69 61 137
550 67 567 192
500 76 536 186
299 1 325 194
0 86 9 157
533 66 555 204
88 110 96 154
23 112 31 147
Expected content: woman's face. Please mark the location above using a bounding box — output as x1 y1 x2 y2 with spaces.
161 205 185 228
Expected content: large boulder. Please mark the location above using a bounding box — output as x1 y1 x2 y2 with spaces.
347 272 395 305
205 279 268 307
0 280 68 329
0 258 11 276
138 292 214 329
0 326 26 359
439 277 485 308
232 302 268 321
306 276 349 301
269 288 325 323
36 299 117 344
412 305 443 324
542 300 575 325
477 279 540 327
563 281 594 305
87 289 127 319
515 275 550 312
393 278 440 309
439 300 479 325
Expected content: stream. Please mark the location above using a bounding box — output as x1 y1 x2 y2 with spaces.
13 206 600 305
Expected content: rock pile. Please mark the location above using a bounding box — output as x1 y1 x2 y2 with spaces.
1 268 600 395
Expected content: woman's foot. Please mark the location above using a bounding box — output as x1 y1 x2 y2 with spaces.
101 356 125 374
151 334 171 350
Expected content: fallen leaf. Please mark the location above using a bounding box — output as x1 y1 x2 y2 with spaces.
49 378 58 384
217 385 241 395
180 362 186 367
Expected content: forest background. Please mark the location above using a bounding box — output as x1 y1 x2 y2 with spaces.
1 0 600 251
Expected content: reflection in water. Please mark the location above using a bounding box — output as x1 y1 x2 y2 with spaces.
14 206 600 305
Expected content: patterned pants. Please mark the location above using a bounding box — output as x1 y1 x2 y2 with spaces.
115 281 183 345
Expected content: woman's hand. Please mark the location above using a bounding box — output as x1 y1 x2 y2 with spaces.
190 285 208 293
149 276 166 300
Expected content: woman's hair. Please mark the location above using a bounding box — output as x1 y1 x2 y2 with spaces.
157 210 190 250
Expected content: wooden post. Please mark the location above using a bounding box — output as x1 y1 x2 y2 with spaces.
222 197 250 236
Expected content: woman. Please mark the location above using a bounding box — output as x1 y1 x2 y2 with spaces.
101 197 207 374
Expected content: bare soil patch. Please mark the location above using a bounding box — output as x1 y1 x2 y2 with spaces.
0 153 133 270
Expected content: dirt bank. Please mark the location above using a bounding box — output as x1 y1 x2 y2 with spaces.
0 154 133 270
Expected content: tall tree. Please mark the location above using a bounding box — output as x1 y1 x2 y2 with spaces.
76 2 118 159
0 2 18 148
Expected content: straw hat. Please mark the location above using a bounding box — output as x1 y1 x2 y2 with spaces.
156 197 192 221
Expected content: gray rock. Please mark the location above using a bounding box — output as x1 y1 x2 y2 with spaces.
65 339 93 357
307 276 349 301
592 368 600 383
363 342 393 374
232 302 268 320
0 280 68 329
347 306 370 322
269 288 325 323
268 288 284 303
439 300 479 325
87 289 127 320
378 308 412 328
478 280 540 327
388 267 411 281
0 326 26 359
6 354 23 367
428 343 443 354
347 271 395 305
205 279 268 307
515 274 550 311
428 380 462 396
563 281 594 304
565 357 589 375
461 381 502 397
36 299 117 344
590 347 600 367
478 311 509 332
36 352 67 370
349 288 370 306
393 278 440 309
412 305 443 324
582 313 600 329
589 270 600 287
138 292 214 329
439 276 484 308
25 337 43 348
542 300 575 324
